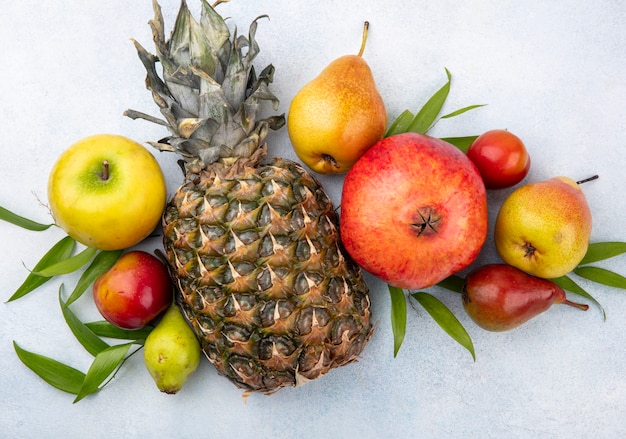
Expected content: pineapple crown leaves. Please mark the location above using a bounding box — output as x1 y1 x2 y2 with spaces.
124 0 285 174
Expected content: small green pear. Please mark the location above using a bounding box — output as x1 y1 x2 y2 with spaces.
144 304 202 394
494 176 594 279
287 21 387 174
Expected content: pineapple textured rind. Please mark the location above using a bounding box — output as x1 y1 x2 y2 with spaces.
165 158 372 391
126 0 373 393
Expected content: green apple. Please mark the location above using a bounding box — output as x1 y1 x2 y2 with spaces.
48 134 167 250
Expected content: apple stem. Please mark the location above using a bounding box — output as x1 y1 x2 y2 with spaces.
563 299 589 311
100 160 110 181
576 175 598 185
357 21 369 57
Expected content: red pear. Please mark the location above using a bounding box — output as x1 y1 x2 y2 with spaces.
462 264 588 332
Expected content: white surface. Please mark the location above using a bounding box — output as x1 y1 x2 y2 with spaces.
1 1 625 438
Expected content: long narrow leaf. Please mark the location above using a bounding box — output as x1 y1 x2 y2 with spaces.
85 321 153 343
59 285 110 356
437 274 465 294
73 343 132 403
440 135 479 153
411 292 475 361
574 266 626 290
388 285 407 357
34 246 98 277
441 104 486 119
7 235 76 302
385 109 414 137
13 341 85 395
407 68 452 134
579 242 626 265
552 275 605 319
66 250 123 306
0 205 54 231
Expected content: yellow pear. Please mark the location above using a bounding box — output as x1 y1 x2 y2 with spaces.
144 305 202 394
494 176 593 279
287 22 387 174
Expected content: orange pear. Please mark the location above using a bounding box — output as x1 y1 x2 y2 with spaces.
287 22 387 174
494 176 593 279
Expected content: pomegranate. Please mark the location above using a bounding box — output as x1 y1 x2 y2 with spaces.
340 132 488 289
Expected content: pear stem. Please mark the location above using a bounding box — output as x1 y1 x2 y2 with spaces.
357 21 369 57
563 299 589 311
576 175 598 185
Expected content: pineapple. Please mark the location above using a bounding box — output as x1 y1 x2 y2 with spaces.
125 0 373 393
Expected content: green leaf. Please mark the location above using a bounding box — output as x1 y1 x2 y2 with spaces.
437 274 465 294
6 236 76 302
552 275 605 320
73 343 132 403
385 109 414 137
407 68 452 134
65 250 123 306
85 321 153 343
33 246 98 277
13 341 85 395
441 104 486 119
411 292 475 361
59 285 110 356
574 266 626 290
388 285 407 357
440 135 479 153
579 242 626 265
0 205 54 231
